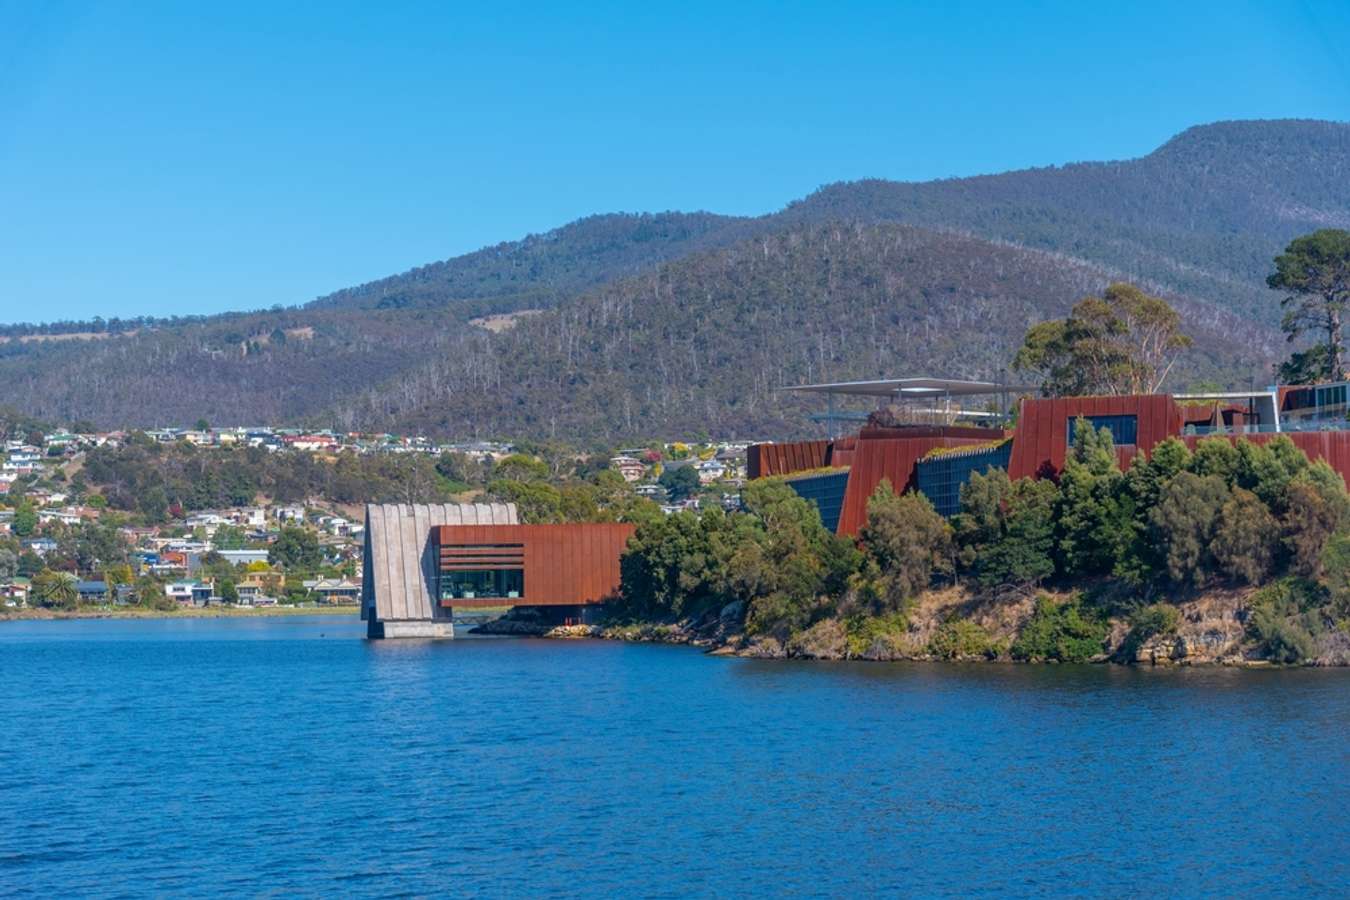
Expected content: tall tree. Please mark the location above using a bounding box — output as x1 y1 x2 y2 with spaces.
1013 283 1191 396
1268 229 1350 382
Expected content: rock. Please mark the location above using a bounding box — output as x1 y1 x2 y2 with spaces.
786 619 847 659
738 636 787 658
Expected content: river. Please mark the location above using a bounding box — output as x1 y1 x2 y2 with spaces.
1 616 1347 896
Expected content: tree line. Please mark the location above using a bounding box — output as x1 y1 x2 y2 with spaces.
613 423 1350 664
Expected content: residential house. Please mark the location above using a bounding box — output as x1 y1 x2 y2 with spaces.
236 572 284 604
306 578 360 604
274 506 305 523
609 455 646 483
22 537 58 557
216 549 271 567
696 460 727 484
76 580 109 604
1 577 31 606
230 507 267 529
164 580 214 606
39 508 83 527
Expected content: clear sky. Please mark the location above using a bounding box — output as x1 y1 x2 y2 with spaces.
2 0 1349 324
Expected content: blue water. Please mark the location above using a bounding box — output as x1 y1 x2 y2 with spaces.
2 617 1348 897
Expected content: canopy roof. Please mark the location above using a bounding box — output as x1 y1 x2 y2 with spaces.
780 377 1034 399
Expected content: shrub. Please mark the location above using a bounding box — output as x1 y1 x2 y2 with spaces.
954 470 1057 589
1212 488 1278 585
1117 602 1181 660
1282 481 1341 578
1245 579 1325 664
1011 595 1109 663
928 618 1000 660
844 611 910 658
1320 530 1350 621
860 481 952 605
1150 472 1229 586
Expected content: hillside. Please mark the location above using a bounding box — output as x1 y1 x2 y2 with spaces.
336 223 1273 441
306 211 759 313
1 119 1345 439
784 120 1350 324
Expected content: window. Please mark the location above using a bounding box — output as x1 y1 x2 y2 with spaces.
437 541 525 601
439 568 524 601
1068 414 1138 447
1316 384 1348 409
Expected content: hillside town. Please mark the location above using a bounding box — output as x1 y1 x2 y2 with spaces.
0 421 753 611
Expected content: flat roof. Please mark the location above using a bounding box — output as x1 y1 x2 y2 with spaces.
1173 391 1277 400
780 376 1035 398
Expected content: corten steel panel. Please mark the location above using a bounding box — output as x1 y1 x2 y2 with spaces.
746 440 834 478
1009 395 1182 480
835 435 995 535
434 523 637 607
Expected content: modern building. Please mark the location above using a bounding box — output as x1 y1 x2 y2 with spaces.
361 503 635 639
754 378 1350 535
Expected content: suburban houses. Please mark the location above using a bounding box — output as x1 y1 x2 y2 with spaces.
0 419 758 611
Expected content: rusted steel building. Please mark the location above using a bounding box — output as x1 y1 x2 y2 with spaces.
433 523 635 611
755 384 1350 536
361 502 634 639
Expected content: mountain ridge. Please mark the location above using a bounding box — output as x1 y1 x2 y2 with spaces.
2 118 1345 441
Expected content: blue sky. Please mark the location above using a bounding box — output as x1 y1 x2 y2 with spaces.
2 0 1349 324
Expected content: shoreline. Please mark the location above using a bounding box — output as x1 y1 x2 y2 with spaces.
475 585 1350 667
0 605 359 622
493 621 1332 667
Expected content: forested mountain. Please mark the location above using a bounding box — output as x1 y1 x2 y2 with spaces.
306 211 759 314
2 119 1345 440
334 223 1273 441
784 120 1350 324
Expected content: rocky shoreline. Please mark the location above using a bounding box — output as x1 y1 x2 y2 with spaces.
474 588 1350 667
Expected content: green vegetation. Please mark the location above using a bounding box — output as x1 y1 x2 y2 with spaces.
1268 228 1350 381
1117 603 1182 660
928 618 1000 660
616 423 1350 664
9 121 1346 439
1013 283 1192 396
1010 596 1110 663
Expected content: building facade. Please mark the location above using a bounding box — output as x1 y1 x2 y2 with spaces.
361 503 634 638
754 391 1350 536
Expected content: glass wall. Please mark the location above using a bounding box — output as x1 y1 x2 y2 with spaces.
439 568 524 601
915 441 1014 517
1068 414 1138 446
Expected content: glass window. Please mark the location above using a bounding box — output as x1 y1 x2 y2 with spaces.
1068 414 1138 447
439 569 524 600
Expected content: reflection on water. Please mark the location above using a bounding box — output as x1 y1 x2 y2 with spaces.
1 616 1347 895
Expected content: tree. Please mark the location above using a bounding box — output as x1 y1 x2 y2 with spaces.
1212 488 1278 585
1278 343 1335 386
194 419 210 432
1282 481 1341 578
1268 229 1350 381
269 526 323 571
12 503 37 537
859 480 952 608
0 548 17 579
1012 283 1192 396
32 570 78 609
1320 531 1350 619
219 578 239 604
1150 472 1229 587
658 465 701 502
953 469 1057 589
1056 422 1130 578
